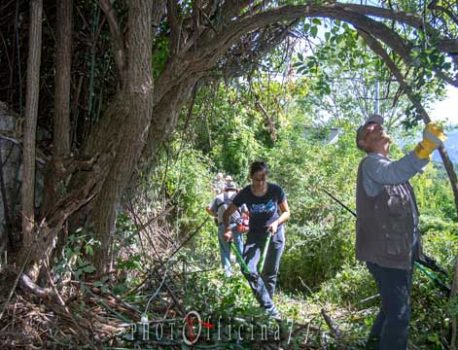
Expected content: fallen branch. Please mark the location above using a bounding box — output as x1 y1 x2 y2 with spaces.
321 308 341 341
43 263 97 349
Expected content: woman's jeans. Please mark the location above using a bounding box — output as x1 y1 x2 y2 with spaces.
242 227 285 313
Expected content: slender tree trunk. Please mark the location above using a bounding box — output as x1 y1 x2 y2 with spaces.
0 143 11 251
41 0 73 219
54 0 72 157
21 0 42 259
37 0 73 274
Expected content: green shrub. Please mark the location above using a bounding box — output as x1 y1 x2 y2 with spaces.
279 221 354 293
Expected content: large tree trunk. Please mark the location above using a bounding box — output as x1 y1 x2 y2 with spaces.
89 0 154 273
21 0 42 262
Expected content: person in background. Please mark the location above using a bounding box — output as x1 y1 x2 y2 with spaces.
212 172 225 194
223 161 290 318
206 180 245 277
355 114 446 350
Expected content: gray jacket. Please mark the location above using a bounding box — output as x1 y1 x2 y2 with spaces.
356 152 428 270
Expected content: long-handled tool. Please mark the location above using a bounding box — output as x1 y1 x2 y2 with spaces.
258 233 272 272
230 241 250 275
230 233 271 277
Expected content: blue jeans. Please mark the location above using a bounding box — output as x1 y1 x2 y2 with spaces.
217 224 243 276
366 262 413 350
243 227 285 313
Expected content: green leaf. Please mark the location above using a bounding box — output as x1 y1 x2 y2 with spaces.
84 245 94 256
82 264 96 273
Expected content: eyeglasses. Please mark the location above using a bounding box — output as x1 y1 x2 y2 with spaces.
251 173 267 182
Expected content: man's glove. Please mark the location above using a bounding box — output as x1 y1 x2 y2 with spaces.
414 122 447 159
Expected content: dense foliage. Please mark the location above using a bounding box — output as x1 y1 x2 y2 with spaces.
1 0 458 348
119 55 458 347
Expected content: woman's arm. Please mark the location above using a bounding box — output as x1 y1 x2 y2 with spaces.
277 200 290 224
268 199 290 234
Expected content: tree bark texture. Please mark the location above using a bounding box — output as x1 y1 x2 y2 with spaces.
88 0 154 272
21 0 42 255
53 0 72 158
53 0 73 158
41 0 73 219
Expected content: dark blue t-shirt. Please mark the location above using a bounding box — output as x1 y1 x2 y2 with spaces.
232 183 286 234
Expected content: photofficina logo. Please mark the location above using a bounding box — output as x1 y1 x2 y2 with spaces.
126 310 294 346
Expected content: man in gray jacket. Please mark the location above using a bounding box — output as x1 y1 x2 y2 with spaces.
355 114 446 350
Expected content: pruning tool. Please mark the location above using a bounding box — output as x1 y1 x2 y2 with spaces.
258 232 272 272
230 231 272 283
230 241 250 275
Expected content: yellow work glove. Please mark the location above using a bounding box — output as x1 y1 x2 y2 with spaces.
414 122 447 159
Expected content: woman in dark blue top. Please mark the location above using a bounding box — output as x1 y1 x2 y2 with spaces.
223 161 290 318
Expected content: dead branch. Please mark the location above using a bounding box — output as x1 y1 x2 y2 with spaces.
345 3 458 53
18 271 57 301
43 263 96 349
321 308 341 341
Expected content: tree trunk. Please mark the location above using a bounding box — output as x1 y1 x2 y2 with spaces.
89 0 154 273
21 0 42 261
53 0 72 158
41 0 73 218
142 78 199 164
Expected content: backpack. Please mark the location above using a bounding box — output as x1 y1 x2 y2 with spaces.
215 192 240 225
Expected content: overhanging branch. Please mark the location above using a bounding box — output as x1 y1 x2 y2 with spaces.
356 27 458 218
344 3 458 54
